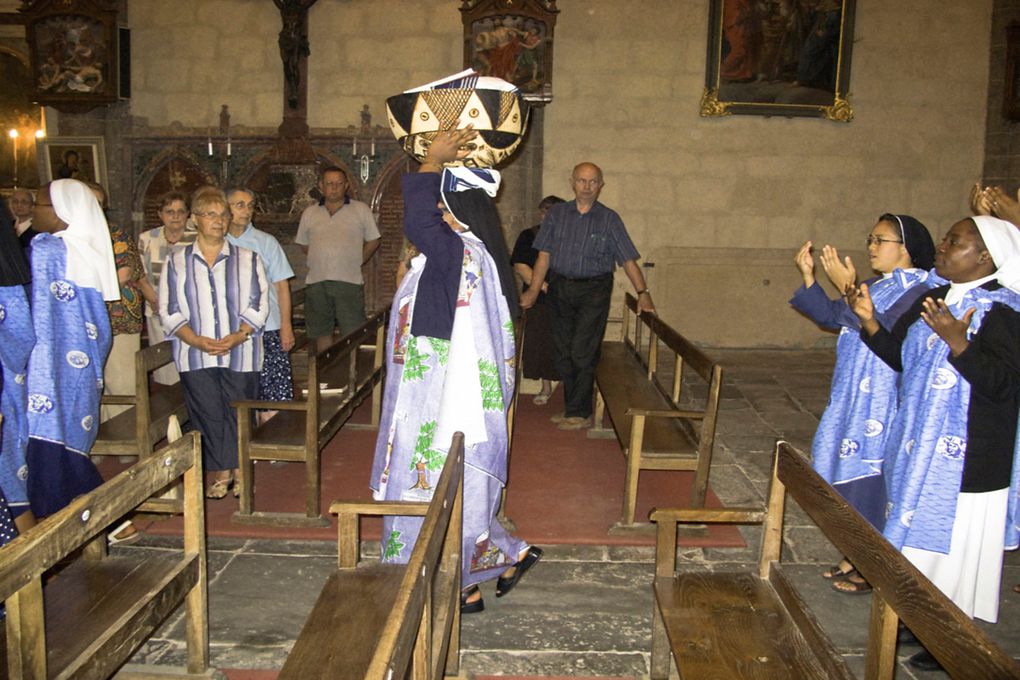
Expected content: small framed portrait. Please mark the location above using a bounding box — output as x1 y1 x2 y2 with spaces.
39 136 107 187
23 0 120 112
703 0 857 122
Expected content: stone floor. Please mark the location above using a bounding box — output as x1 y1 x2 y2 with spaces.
120 349 1020 678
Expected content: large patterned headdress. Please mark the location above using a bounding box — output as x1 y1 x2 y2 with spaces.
386 70 529 169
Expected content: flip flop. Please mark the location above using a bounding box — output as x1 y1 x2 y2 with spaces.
831 572 872 595
532 393 550 405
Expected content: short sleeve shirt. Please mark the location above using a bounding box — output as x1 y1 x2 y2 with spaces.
226 224 295 332
533 201 640 279
294 199 380 286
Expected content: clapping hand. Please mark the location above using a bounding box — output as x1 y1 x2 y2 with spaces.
920 297 973 356
820 245 856 294
794 241 815 287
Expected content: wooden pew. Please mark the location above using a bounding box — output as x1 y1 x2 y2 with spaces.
277 432 464 680
0 432 218 679
593 292 723 530
233 309 388 527
650 440 1020 680
92 340 189 460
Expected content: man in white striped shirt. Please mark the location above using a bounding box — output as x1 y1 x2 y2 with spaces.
159 188 269 499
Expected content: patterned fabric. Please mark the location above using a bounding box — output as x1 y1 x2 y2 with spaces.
258 330 294 401
24 234 109 517
882 285 1020 554
159 241 269 373
106 223 144 335
370 233 526 588
808 269 933 487
0 284 34 514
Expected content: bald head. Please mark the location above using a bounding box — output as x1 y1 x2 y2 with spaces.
570 162 605 207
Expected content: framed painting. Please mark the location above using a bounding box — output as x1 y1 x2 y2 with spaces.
22 0 120 113
461 0 559 104
703 0 856 122
39 136 107 186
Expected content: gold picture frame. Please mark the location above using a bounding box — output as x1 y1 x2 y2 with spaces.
703 0 856 122
39 135 107 187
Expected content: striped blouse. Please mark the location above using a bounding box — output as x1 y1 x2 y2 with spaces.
159 240 269 373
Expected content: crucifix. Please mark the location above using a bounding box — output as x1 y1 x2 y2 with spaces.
273 0 319 139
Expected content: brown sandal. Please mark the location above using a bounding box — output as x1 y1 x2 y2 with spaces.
831 572 872 595
821 561 855 580
205 478 232 500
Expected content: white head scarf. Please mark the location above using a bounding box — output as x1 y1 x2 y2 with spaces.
50 179 119 301
972 215 1020 295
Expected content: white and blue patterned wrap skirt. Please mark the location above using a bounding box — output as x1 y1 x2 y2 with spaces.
883 285 1020 554
370 232 527 588
811 269 934 491
25 235 110 517
0 283 34 515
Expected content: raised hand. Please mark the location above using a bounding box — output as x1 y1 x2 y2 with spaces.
985 186 1020 228
820 244 856 294
794 241 815 287
920 297 973 356
422 125 478 167
970 182 993 216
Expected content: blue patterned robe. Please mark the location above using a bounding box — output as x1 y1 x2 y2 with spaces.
370 233 526 588
0 283 35 515
793 270 933 489
881 285 1020 554
25 235 110 517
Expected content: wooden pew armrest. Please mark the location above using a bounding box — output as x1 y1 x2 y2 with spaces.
624 407 706 419
100 395 136 406
331 499 430 568
649 506 765 525
233 399 309 411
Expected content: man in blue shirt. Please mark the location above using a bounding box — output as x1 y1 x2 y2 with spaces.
520 162 655 429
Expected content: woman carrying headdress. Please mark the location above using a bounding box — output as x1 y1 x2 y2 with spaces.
24 179 118 518
370 128 540 614
0 199 35 532
790 214 935 593
848 216 1020 668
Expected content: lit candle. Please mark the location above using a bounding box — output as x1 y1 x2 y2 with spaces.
353 138 358 155
207 128 213 156
370 138 375 156
226 135 232 157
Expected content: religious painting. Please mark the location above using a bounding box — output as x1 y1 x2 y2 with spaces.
703 0 856 122
461 0 558 104
0 49 44 189
23 0 119 112
39 136 106 186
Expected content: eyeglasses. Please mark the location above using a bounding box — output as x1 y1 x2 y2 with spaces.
161 208 187 216
865 236 903 247
194 211 230 221
230 201 256 210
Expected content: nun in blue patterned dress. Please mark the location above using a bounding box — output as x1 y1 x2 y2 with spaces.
0 199 34 529
790 214 935 592
24 179 119 518
370 129 541 614
850 215 1020 636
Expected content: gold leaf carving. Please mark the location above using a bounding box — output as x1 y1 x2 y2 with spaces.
699 88 730 117
823 94 854 123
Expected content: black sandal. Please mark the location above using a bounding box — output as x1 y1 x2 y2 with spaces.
821 561 855 580
495 546 543 598
460 585 484 614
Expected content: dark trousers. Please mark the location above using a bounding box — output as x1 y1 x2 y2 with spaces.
180 368 259 472
549 274 613 418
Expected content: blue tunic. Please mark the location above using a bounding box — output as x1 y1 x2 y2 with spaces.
790 270 933 527
0 283 35 515
25 235 110 517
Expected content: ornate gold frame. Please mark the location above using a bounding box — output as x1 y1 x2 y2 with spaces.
703 0 856 122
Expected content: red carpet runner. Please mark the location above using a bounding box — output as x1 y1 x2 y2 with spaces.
100 388 742 548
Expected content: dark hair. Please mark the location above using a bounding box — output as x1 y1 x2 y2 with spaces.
63 149 79 162
538 195 565 211
158 190 188 211
319 165 346 181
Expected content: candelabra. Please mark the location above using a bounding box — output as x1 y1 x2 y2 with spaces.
207 127 232 183
351 137 376 183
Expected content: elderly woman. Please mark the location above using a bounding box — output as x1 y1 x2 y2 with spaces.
138 191 196 385
790 214 935 593
370 128 540 614
159 188 268 499
25 179 119 517
849 216 1020 670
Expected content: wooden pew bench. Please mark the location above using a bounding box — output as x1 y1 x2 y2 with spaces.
278 432 464 680
0 432 218 680
233 308 388 527
592 292 723 530
92 340 189 460
650 440 1020 680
